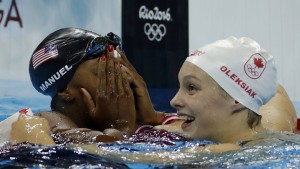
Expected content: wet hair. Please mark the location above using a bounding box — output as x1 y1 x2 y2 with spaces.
218 85 262 128
246 109 262 128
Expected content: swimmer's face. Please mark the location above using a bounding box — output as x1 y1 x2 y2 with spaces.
69 57 100 102
170 62 237 142
63 57 135 130
59 57 102 127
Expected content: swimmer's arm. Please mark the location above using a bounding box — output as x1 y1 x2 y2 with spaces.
154 123 242 152
78 143 241 163
183 143 241 153
36 112 122 143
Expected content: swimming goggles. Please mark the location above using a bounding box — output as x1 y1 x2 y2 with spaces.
86 32 122 57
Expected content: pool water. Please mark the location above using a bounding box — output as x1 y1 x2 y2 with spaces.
0 80 51 120
1 132 300 168
1 80 300 168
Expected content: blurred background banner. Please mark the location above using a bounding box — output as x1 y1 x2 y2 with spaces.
0 0 300 115
121 0 188 112
122 0 188 89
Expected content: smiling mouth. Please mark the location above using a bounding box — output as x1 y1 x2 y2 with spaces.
178 115 195 124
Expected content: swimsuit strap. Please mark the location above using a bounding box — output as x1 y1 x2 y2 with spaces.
161 113 180 125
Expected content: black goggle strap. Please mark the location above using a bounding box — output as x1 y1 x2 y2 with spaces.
106 32 122 51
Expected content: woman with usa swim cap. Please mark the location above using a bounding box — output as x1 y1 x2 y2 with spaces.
11 27 166 144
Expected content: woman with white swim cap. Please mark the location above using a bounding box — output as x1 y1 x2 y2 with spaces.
166 37 296 148
78 37 297 154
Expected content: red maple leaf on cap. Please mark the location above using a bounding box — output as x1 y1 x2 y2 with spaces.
19 108 28 114
253 57 264 68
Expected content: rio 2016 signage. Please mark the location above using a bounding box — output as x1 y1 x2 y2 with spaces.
0 0 23 28
139 6 171 42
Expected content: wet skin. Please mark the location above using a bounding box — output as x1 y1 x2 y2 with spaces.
35 48 165 143
170 62 262 143
65 51 136 135
10 58 296 145
36 48 135 142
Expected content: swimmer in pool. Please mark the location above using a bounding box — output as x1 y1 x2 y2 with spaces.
9 31 296 146
75 36 299 158
153 37 296 135
154 36 296 151
79 36 298 158
9 28 166 144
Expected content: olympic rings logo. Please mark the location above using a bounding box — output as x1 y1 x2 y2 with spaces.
144 23 166 41
246 64 259 77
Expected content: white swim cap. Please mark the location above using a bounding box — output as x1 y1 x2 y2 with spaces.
186 37 277 113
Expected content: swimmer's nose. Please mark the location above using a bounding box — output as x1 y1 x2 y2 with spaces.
170 91 184 109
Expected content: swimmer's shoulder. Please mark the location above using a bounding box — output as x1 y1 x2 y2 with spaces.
238 130 300 147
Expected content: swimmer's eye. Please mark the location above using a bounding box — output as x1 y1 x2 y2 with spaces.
187 84 197 94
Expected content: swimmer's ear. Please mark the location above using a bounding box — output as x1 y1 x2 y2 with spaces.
57 88 74 103
232 100 245 113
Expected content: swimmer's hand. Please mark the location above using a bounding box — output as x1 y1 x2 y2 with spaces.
117 48 165 125
81 46 136 136
9 114 55 145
